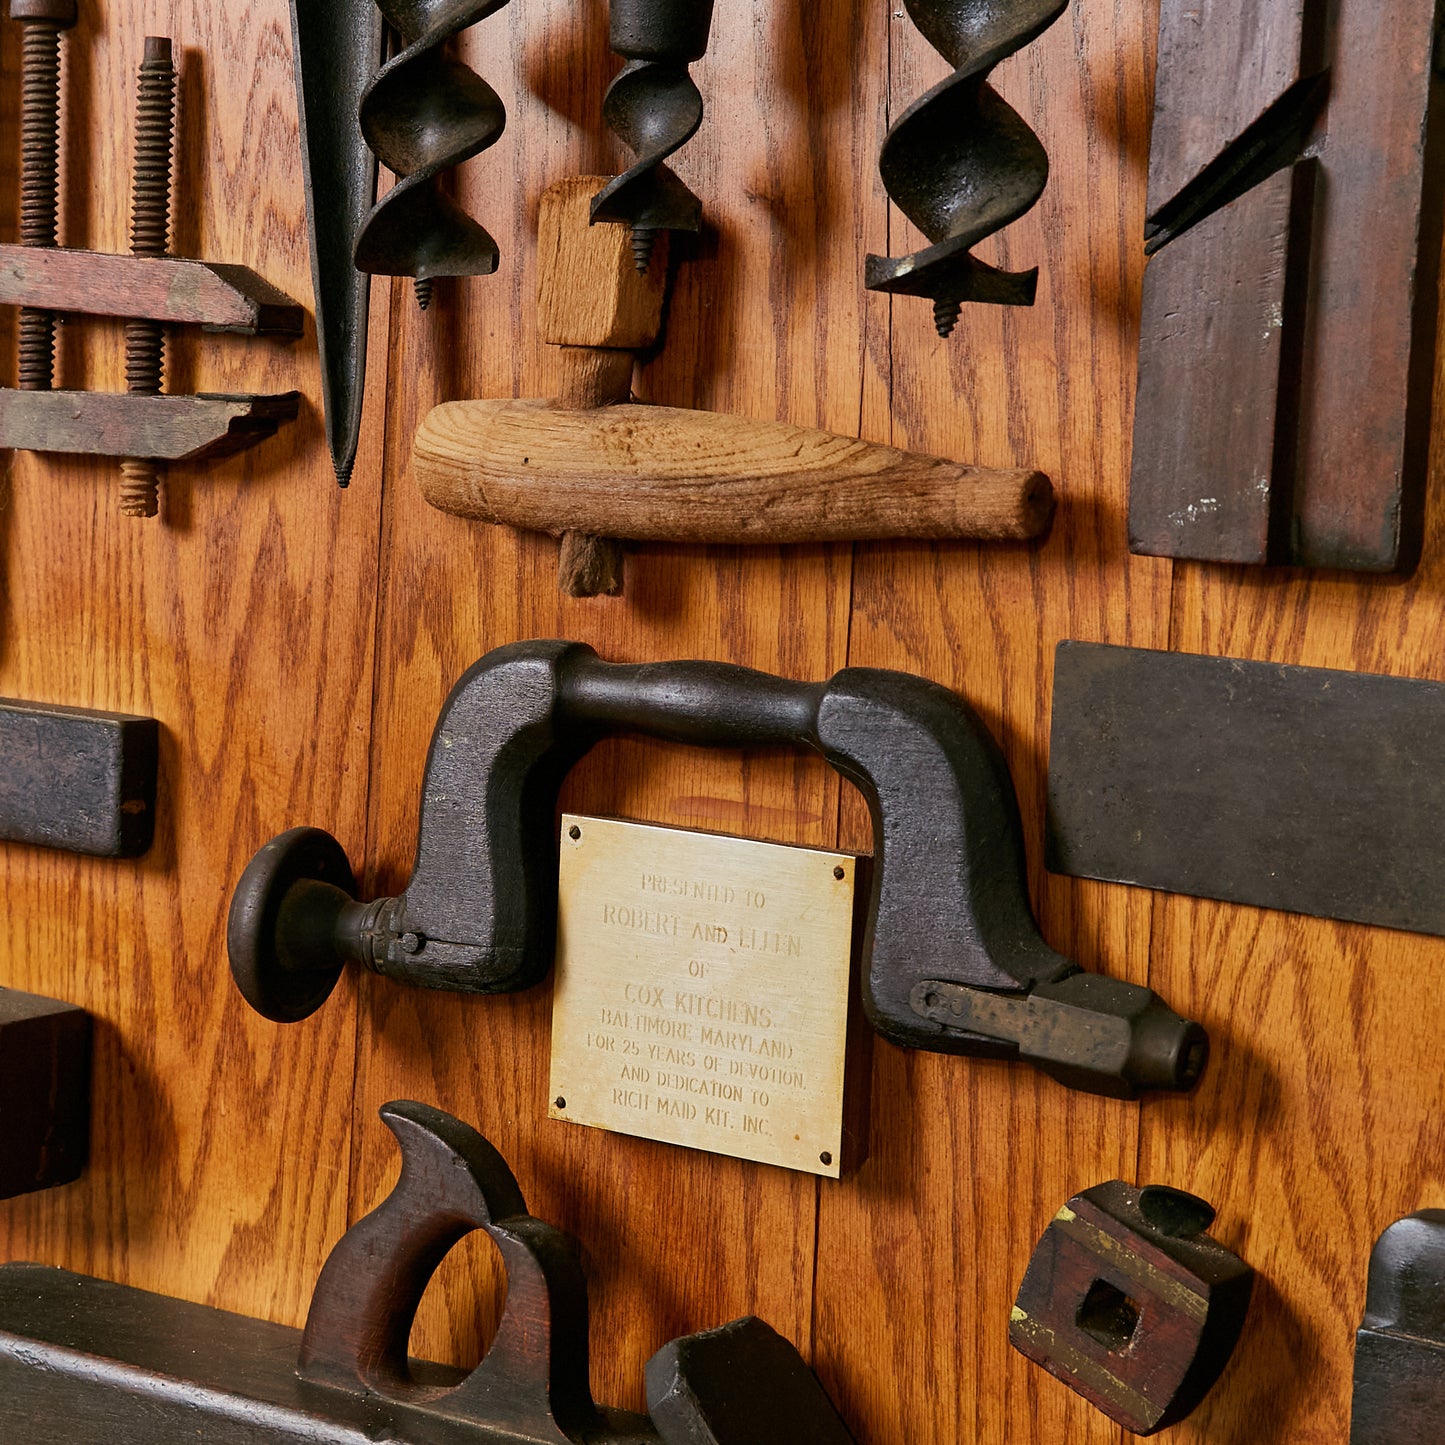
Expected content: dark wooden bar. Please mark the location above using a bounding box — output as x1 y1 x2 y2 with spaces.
0 245 305 334
0 390 301 461
1129 0 1445 571
0 699 157 857
0 991 90 1201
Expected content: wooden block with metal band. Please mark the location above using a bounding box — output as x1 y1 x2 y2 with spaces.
411 177 1055 598
1010 1182 1254 1434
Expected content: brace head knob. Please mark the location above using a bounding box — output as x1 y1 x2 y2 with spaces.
228 827 356 1023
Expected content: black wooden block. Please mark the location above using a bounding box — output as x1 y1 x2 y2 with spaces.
646 1317 857 1444
0 988 91 1199
1046 641 1445 936
0 698 158 857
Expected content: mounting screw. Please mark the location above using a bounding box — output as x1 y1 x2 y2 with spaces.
833 865 845 880
819 1151 832 1166
554 1096 567 1109
568 824 581 840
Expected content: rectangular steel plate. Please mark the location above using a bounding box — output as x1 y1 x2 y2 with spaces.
549 815 856 1176
0 699 158 857
1046 641 1445 935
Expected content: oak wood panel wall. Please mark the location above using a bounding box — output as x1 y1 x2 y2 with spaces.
0 2 1439 1442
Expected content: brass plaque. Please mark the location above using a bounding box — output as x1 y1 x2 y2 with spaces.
548 814 857 1177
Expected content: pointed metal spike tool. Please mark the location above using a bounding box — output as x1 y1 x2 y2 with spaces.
289 0 384 487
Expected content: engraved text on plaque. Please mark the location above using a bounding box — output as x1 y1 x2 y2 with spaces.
548 814 856 1176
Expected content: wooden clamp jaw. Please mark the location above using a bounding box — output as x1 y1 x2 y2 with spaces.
0 1101 855 1442
413 178 1055 598
0 14 304 499
0 250 304 465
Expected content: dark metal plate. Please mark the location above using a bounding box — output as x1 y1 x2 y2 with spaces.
1045 641 1445 935
0 698 158 857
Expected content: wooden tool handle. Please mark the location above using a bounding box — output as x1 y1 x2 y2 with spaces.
414 399 1054 543
300 1101 602 1437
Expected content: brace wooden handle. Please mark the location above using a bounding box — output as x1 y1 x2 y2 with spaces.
414 399 1054 543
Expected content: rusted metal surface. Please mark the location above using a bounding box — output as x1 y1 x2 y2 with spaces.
11 0 75 392
0 1102 851 1442
591 0 717 272
1046 641 1445 936
0 245 304 332
1010 1181 1254 1434
355 0 509 311
0 389 301 461
289 0 383 485
1352 1212 1445 1444
227 641 1206 1099
864 0 1068 337
0 697 157 857
0 987 90 1201
1 23 303 488
118 36 176 519
1130 0 1445 571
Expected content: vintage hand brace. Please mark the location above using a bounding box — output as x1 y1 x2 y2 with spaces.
228 641 1207 1099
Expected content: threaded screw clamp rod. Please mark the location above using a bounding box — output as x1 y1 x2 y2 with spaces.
119 35 175 520
355 0 511 311
591 0 716 273
865 0 1067 338
11 0 78 392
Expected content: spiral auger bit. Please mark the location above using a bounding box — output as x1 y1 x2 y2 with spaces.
356 0 511 311
591 0 717 274
866 0 1068 338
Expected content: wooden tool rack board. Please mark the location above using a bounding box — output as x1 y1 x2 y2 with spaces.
0 4 1439 1441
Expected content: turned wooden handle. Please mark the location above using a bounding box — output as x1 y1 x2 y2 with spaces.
414 399 1054 543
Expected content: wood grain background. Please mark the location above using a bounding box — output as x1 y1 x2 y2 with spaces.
0 1 1441 1440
